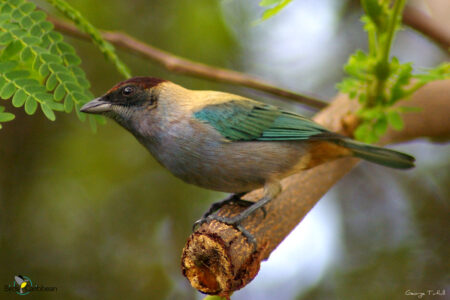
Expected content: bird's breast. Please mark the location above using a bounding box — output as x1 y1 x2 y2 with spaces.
141 119 311 193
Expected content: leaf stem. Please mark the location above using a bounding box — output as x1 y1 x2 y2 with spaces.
371 0 405 107
380 0 405 65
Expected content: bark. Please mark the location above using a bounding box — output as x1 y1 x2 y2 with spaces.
403 5 450 52
180 79 450 298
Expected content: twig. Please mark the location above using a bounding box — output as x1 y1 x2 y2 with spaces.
46 4 450 111
47 16 328 109
181 79 450 298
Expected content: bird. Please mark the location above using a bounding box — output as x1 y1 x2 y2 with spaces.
80 76 415 245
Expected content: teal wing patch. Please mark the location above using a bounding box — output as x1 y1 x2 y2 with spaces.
194 100 333 141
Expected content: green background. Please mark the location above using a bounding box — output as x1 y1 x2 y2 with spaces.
1 0 448 299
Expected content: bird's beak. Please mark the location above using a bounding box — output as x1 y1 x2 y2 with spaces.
80 97 112 114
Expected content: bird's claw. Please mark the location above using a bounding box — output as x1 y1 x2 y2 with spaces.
199 193 267 220
192 218 206 231
192 192 270 249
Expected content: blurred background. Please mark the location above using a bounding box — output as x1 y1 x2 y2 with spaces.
0 0 448 299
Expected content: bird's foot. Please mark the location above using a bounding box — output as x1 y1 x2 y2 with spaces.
203 192 250 217
193 194 274 249
192 192 268 231
193 192 246 229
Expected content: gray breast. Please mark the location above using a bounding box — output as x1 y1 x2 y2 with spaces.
143 120 307 193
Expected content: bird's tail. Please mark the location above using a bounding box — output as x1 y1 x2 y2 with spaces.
336 138 415 169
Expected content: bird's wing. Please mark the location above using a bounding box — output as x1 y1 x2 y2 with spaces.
194 99 334 141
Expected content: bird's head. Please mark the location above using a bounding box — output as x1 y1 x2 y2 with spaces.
80 77 168 125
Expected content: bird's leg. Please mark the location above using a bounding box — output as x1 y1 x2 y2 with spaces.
201 192 249 219
196 181 281 248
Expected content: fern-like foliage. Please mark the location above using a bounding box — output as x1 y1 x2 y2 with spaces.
0 0 100 128
337 0 449 143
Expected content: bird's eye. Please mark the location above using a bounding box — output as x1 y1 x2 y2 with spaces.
122 86 135 96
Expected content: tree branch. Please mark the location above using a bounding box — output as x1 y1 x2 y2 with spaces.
402 5 450 52
47 16 327 109
181 79 450 298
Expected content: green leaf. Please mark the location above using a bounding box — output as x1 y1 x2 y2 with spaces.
40 21 53 32
0 78 6 91
39 63 50 77
64 94 73 112
0 112 15 122
0 32 14 44
57 41 75 53
63 53 81 65
75 103 86 122
46 73 58 91
30 23 45 38
19 2 36 13
0 61 18 72
47 101 64 111
22 36 41 45
0 82 16 99
94 114 106 125
357 107 383 119
20 46 34 61
373 116 387 137
35 92 53 102
40 102 56 121
53 84 66 101
23 84 46 94
0 3 13 14
46 31 63 43
24 96 38 114
89 114 97 132
41 52 62 64
337 78 359 94
32 55 42 71
12 89 27 107
15 78 38 87
73 91 89 102
11 8 24 19
354 123 372 143
1 40 23 58
5 69 29 80
361 0 383 28
65 82 83 92
387 111 404 130
75 76 90 88
260 0 292 21
30 10 46 22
